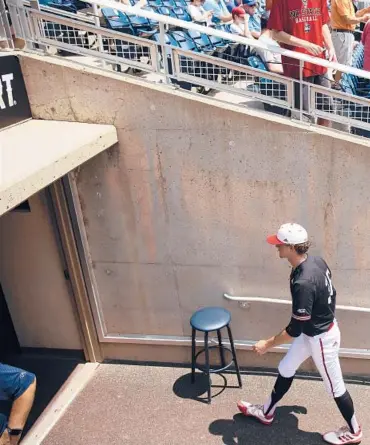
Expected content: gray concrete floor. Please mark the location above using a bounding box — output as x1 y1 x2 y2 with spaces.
41 363 370 445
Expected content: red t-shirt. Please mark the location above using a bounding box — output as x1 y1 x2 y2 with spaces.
267 0 329 78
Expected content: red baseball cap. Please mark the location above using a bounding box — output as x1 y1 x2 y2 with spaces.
232 6 246 18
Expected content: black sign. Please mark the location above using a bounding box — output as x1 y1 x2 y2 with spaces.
0 55 32 130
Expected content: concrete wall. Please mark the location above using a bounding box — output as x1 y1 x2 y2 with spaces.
19 55 370 365
0 190 83 350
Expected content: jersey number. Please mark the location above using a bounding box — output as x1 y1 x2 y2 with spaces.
325 269 333 304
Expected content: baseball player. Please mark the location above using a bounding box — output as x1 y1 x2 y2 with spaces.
237 223 362 445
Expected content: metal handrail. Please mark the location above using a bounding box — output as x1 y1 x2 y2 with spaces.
87 0 370 81
101 333 370 359
224 293 370 313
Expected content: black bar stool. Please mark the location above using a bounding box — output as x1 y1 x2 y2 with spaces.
190 306 242 404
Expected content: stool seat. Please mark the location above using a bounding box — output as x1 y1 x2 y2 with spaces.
190 307 231 332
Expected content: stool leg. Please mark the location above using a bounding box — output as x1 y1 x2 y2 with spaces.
191 327 196 383
227 325 242 388
204 331 211 404
217 329 226 368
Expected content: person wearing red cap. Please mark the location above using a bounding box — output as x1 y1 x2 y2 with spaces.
237 223 362 445
230 7 253 36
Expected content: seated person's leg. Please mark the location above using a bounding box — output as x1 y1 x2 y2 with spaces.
8 376 36 429
0 363 36 443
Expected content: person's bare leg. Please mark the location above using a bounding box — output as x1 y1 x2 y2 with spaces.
7 378 36 444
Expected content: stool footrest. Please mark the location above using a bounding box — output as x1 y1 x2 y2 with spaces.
194 345 234 374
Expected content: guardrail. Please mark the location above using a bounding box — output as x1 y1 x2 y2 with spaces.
223 293 370 313
223 293 370 359
5 0 370 134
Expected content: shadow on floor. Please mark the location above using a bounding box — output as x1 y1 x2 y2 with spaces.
209 405 324 445
173 372 241 404
0 352 83 435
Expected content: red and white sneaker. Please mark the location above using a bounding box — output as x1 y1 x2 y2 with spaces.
237 401 274 425
323 426 362 444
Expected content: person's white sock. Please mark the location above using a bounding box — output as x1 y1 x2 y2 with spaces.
263 396 277 416
350 414 360 434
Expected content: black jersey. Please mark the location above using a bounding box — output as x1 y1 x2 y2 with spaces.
290 255 336 337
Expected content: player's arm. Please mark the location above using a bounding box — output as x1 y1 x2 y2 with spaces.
254 280 314 355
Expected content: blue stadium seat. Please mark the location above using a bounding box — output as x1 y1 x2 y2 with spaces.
247 55 287 116
101 7 157 36
173 7 191 21
187 29 214 54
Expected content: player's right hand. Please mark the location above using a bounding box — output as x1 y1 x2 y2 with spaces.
253 339 269 355
305 42 324 57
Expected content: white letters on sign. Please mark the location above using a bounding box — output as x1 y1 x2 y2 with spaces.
0 73 15 110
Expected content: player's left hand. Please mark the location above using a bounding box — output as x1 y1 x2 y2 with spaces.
253 340 269 355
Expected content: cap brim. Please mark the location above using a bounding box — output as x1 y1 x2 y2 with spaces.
266 234 285 245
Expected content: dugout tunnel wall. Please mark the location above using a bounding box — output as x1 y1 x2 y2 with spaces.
0 53 116 362
15 52 370 376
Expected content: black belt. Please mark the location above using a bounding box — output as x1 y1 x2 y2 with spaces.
332 29 354 34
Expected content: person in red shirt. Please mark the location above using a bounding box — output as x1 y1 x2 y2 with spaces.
267 0 337 126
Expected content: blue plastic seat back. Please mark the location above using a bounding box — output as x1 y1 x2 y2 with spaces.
248 55 267 71
151 31 179 46
174 0 188 6
101 7 132 30
157 6 176 16
187 29 212 52
208 33 226 47
173 6 191 21
170 30 198 51
126 13 151 27
148 0 162 6
340 74 355 95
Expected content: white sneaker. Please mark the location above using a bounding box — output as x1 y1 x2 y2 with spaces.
237 401 274 425
323 426 362 444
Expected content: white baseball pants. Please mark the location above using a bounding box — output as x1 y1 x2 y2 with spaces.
278 320 346 398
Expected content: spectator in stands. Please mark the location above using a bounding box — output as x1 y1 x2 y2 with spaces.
331 0 370 81
361 20 370 71
203 0 233 23
255 14 283 74
267 0 337 126
230 7 253 36
188 0 213 25
242 0 261 38
225 0 242 13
